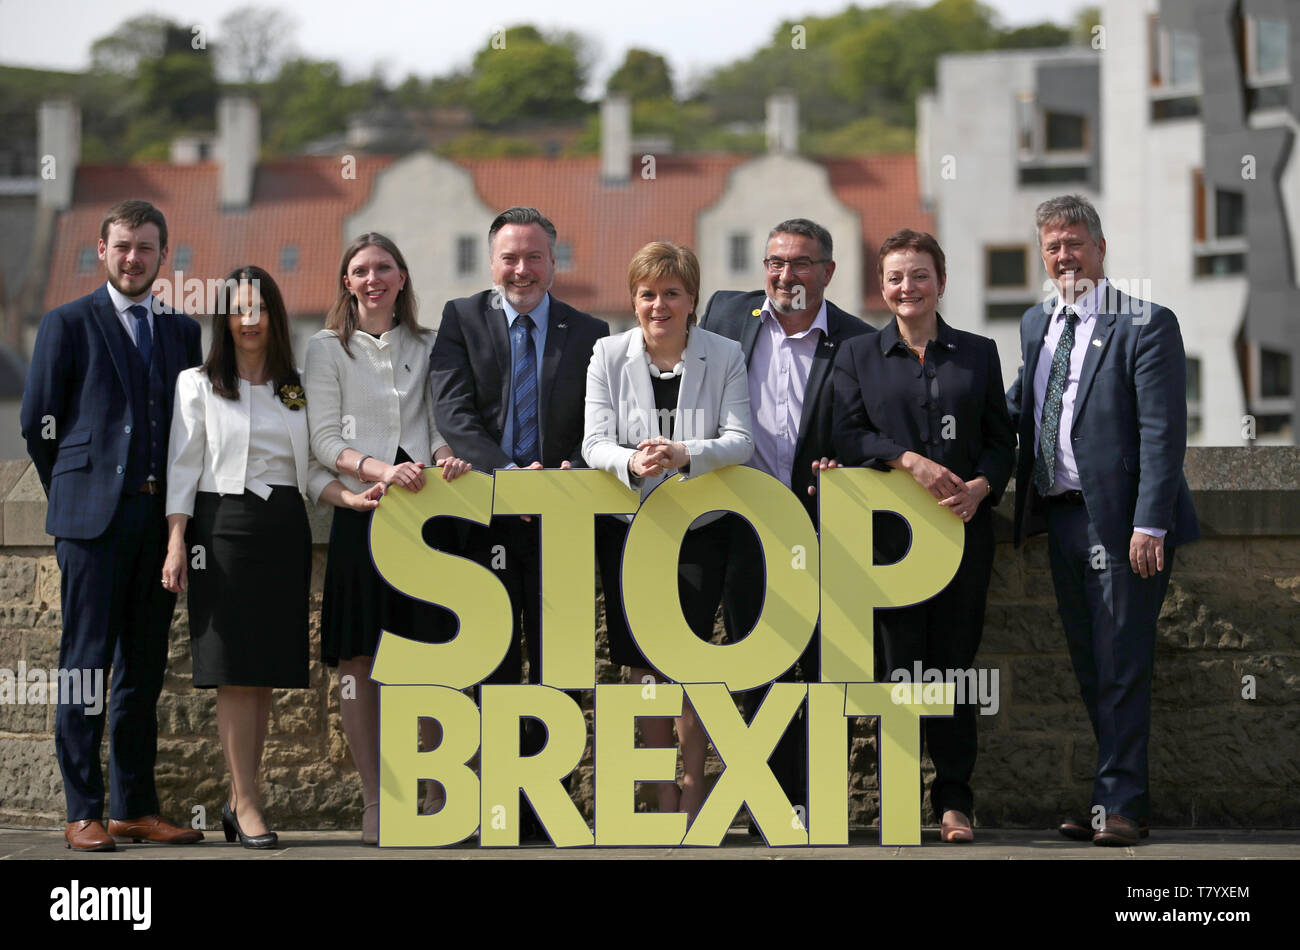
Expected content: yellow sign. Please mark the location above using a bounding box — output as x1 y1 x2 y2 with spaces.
370 467 961 847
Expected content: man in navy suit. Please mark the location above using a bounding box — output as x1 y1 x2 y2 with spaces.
1007 195 1199 846
700 218 873 826
21 200 203 851
429 206 607 838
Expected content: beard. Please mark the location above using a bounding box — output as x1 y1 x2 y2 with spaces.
106 260 162 302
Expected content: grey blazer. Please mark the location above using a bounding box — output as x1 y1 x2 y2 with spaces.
582 325 753 511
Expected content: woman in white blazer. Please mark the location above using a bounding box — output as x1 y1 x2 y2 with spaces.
583 242 753 820
163 266 384 849
304 233 470 844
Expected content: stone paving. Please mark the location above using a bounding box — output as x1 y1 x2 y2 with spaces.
3 827 1297 859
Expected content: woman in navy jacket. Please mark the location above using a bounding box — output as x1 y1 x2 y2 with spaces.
832 229 1015 842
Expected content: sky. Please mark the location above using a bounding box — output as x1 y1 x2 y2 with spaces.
0 0 1093 91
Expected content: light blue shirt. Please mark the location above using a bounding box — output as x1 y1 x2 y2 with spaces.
500 293 550 465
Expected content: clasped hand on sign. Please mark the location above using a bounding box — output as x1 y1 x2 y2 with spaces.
629 436 689 478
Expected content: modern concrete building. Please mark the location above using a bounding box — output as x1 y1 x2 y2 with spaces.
919 0 1300 445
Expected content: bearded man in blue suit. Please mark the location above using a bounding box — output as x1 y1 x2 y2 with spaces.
21 200 203 851
1007 195 1199 847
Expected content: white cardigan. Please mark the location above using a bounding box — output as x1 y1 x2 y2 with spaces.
166 367 334 517
304 322 447 493
582 326 753 508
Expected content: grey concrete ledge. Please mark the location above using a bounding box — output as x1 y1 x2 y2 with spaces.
3 447 1299 546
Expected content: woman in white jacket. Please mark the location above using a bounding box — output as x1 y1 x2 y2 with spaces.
305 233 469 844
163 266 384 848
583 242 753 820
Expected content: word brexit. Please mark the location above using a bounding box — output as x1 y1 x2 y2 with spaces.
368 466 964 847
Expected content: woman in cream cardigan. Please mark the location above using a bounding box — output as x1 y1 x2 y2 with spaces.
163 265 385 848
304 233 470 844
583 241 752 820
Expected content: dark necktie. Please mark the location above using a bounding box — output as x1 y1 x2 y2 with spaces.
511 313 538 466
129 304 153 366
1033 307 1079 496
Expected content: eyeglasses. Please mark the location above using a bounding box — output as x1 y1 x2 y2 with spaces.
762 256 831 275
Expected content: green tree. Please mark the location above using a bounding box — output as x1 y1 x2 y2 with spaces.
261 58 374 153
467 25 588 125
606 49 673 101
218 6 297 83
997 23 1073 49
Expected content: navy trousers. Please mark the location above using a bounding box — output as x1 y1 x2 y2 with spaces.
1047 504 1175 822
54 492 174 821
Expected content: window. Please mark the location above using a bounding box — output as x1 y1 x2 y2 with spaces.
1194 171 1247 277
172 245 193 270
1149 16 1201 121
1018 165 1091 185
1261 348 1293 399
554 241 573 273
1215 189 1245 239
1186 356 1202 438
456 236 476 277
1169 31 1200 87
280 245 299 273
1249 17 1289 81
729 233 749 274
76 246 96 275
986 247 1027 288
985 303 1033 322
1044 112 1086 152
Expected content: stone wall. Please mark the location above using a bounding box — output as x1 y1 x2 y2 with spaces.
1 448 1296 832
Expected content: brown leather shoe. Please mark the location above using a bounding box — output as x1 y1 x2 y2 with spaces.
65 819 116 852
940 810 974 843
107 815 204 844
1093 814 1145 847
1060 815 1149 842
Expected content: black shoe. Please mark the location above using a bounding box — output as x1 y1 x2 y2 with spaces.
222 801 278 850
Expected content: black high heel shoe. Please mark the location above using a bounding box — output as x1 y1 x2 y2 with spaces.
222 801 278 850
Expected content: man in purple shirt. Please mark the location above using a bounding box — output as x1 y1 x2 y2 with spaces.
699 218 872 828
1007 195 1199 846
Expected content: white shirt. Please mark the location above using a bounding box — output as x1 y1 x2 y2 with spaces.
244 383 297 499
1033 278 1163 538
105 282 155 348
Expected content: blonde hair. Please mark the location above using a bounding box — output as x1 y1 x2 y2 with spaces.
627 242 701 323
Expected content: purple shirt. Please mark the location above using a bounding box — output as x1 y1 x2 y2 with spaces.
746 299 828 487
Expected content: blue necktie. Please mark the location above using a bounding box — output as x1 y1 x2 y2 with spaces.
129 304 153 366
511 313 538 466
1034 307 1078 495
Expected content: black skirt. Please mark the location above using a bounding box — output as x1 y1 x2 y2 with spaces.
188 486 310 688
320 498 456 667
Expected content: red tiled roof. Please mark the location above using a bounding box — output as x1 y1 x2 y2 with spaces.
823 153 935 314
460 154 747 316
44 156 393 317
44 151 930 321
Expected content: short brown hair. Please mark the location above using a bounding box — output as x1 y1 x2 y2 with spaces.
877 229 946 287
100 199 168 250
627 242 701 322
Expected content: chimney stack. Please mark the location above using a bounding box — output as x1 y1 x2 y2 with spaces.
766 92 798 155
217 97 259 209
38 99 80 211
601 96 632 186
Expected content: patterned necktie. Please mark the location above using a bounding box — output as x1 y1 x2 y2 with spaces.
1033 307 1078 496
129 304 153 366
511 313 538 466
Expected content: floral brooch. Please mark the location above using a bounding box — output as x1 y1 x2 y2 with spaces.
278 383 306 410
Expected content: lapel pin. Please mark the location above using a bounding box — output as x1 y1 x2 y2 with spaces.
751 309 761 317
1091 339 1102 347
558 322 567 329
